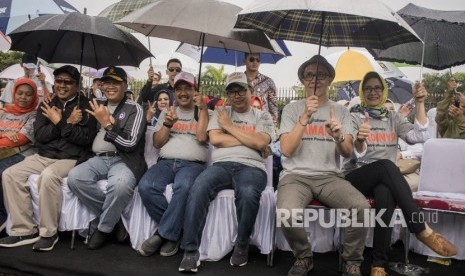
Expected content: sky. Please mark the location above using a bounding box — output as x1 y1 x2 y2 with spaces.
64 0 465 88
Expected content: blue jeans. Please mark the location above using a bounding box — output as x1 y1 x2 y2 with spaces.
0 154 26 225
182 161 267 251
138 158 206 241
67 156 136 233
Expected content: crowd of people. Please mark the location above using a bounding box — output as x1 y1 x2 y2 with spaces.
0 52 462 276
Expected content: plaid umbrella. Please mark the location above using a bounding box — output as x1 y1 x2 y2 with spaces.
235 0 420 52
368 3 465 70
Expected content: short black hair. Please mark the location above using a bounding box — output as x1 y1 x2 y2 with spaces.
167 58 182 69
92 78 100 83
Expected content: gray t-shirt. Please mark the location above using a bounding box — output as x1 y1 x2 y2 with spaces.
343 110 413 172
92 104 118 154
278 100 354 178
154 107 211 162
208 107 276 171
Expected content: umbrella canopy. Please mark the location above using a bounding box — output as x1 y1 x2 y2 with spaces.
176 39 291 66
0 0 79 34
116 0 280 55
0 63 54 82
0 30 10 51
325 49 405 82
368 3 465 70
8 12 153 69
234 0 420 50
99 0 155 22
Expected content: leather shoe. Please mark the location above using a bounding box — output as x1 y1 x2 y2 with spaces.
416 231 458 257
87 230 110 250
114 219 128 243
370 267 387 276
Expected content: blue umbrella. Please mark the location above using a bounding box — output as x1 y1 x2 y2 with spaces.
0 0 79 34
202 39 291 66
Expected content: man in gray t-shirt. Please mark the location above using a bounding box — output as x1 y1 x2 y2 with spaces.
179 72 276 273
277 55 370 276
137 72 210 258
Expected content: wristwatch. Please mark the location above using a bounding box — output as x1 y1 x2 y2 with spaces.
334 134 345 144
104 123 113 131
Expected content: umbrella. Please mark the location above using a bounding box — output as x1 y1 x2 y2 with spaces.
235 0 420 52
0 0 79 34
0 30 10 51
325 49 405 82
368 3 465 70
0 63 54 83
7 12 153 69
116 0 281 84
176 39 291 67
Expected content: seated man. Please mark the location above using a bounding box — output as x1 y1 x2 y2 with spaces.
137 72 210 257
277 55 370 276
67 67 147 250
0 65 97 251
179 72 276 273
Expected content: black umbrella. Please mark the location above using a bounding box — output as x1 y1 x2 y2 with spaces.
8 12 153 69
368 3 465 70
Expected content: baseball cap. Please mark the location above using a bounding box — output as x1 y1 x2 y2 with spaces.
101 66 128 83
225 72 248 90
53 65 81 82
21 54 37 69
297 55 335 83
173 72 196 89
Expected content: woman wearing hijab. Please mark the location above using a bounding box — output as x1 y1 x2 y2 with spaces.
146 89 174 126
0 78 39 231
344 71 457 276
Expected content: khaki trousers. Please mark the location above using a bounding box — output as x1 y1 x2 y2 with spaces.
2 154 76 237
277 174 370 264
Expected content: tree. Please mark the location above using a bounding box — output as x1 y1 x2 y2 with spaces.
199 65 227 97
0 51 23 72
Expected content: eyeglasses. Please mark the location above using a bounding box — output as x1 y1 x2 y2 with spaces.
168 67 182 73
248 57 260 63
227 88 247 97
363 86 383 93
303 72 330 81
54 78 76 85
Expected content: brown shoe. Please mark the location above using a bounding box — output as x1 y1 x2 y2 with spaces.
416 231 458 257
370 267 387 276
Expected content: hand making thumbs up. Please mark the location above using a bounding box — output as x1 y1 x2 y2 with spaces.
356 112 371 142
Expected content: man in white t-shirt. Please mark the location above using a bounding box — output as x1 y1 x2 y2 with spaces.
277 55 369 276
178 72 276 273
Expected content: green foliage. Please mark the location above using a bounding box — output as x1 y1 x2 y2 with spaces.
0 51 23 72
422 72 465 94
199 65 227 97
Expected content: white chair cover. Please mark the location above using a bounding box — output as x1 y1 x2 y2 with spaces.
411 138 465 260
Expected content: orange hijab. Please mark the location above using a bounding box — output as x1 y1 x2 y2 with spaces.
3 78 39 115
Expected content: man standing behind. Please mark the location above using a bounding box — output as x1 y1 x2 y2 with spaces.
137 58 182 105
67 67 147 250
179 72 275 273
0 65 97 251
137 72 210 257
277 55 369 276
436 76 465 138
244 53 279 125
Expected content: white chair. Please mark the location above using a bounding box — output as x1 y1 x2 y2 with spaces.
411 138 465 260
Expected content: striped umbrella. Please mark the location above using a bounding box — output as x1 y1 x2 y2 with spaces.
235 0 421 53
0 0 78 34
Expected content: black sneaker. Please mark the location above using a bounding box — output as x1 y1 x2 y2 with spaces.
138 234 163 256
0 233 39 248
87 230 110 250
114 219 129 243
160 240 180 257
230 242 249 267
179 250 200 273
32 234 59 251
287 257 314 276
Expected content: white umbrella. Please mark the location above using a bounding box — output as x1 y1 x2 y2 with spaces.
0 31 10 52
0 63 54 83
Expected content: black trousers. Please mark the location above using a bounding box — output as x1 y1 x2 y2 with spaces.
345 159 425 267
